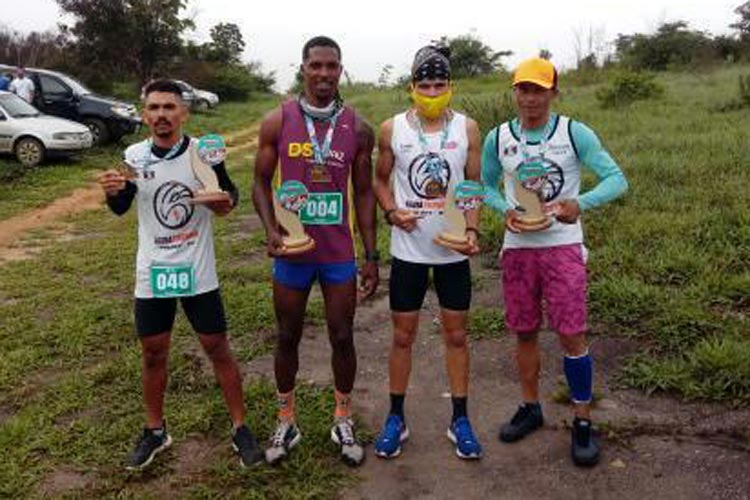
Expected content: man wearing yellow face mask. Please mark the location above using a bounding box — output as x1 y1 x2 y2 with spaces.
373 44 483 460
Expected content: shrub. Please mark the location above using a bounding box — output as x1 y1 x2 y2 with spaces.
717 73 750 111
595 71 664 108
456 92 515 136
209 65 264 101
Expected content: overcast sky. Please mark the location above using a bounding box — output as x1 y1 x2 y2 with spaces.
1 0 743 90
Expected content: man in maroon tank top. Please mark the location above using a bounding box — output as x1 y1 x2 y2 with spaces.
252 36 378 467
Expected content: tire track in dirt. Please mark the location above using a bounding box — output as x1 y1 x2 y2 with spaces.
0 187 104 263
0 125 260 265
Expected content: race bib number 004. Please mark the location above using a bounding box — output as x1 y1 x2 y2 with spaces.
150 264 195 297
299 192 343 225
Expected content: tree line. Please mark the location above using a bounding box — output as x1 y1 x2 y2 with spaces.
0 0 274 100
2 1 750 97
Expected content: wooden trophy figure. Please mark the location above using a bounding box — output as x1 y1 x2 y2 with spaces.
273 180 315 255
435 180 485 251
116 159 138 180
190 134 231 204
513 162 552 231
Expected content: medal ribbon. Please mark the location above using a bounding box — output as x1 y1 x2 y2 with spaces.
140 137 185 168
414 111 451 154
518 118 552 164
303 111 340 166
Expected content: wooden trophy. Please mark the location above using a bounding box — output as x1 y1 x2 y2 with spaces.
513 162 552 231
116 159 138 180
274 180 315 255
190 134 231 204
435 180 485 251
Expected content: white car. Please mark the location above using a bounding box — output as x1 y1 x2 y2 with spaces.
175 80 219 110
194 88 220 109
0 90 93 167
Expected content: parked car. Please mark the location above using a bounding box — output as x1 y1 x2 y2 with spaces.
173 80 197 108
0 64 140 145
174 80 219 110
0 91 93 167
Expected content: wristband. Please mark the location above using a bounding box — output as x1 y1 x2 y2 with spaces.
365 249 380 262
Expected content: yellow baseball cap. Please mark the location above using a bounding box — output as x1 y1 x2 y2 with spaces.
513 58 557 89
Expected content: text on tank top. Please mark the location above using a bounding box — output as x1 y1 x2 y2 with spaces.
277 99 358 263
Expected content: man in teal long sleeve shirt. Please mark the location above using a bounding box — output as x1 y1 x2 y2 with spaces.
481 57 627 467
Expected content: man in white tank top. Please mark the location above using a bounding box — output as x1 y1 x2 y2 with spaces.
482 58 628 467
372 45 483 460
97 80 264 470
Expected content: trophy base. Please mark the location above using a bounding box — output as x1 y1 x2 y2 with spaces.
434 232 472 252
281 236 316 255
190 191 231 204
514 215 552 232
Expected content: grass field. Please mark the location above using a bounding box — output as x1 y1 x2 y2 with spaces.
348 65 750 405
0 95 279 219
0 65 748 497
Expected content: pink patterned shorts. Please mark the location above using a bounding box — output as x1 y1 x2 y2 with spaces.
500 244 587 335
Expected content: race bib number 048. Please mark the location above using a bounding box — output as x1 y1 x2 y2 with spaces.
150 264 195 297
299 192 343 225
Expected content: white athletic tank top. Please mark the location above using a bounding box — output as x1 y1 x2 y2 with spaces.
390 110 469 264
496 115 584 249
124 138 219 298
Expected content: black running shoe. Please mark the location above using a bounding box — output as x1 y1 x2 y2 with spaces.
498 402 544 443
571 417 600 467
126 425 172 471
232 424 264 468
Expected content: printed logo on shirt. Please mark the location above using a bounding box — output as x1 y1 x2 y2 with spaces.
516 157 566 202
287 142 345 163
503 144 518 156
549 143 573 154
408 152 451 200
154 230 199 248
153 181 195 229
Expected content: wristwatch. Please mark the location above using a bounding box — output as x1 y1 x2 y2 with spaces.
365 249 380 262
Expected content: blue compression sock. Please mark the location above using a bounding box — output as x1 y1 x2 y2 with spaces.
563 352 593 404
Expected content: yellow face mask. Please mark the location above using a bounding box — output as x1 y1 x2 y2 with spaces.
410 87 453 120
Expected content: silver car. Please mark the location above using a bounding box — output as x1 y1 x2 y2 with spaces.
0 90 93 166
194 88 220 109
174 80 219 110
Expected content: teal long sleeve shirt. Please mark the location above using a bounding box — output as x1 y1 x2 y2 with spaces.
481 115 628 214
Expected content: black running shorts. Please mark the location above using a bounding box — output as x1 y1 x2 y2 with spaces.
134 288 227 336
389 257 471 312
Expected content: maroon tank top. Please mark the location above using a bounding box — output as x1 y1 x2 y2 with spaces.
277 99 358 264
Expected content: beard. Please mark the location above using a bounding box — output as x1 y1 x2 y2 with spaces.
153 121 174 138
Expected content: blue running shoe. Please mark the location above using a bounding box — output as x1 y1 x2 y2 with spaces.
374 414 409 458
447 417 482 460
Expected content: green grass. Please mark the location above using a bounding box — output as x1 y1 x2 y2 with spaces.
468 306 505 340
356 64 750 402
2 64 750 495
0 97 279 219
0 102 341 497
514 66 748 403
